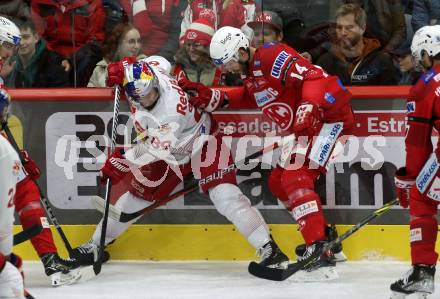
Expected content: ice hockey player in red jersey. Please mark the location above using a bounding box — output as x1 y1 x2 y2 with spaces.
389 25 440 299
72 57 289 272
179 26 354 279
0 16 79 288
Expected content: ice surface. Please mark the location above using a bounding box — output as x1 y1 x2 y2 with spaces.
24 261 439 299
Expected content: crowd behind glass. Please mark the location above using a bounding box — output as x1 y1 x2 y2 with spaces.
0 0 430 89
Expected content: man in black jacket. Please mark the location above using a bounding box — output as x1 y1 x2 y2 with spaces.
316 3 398 85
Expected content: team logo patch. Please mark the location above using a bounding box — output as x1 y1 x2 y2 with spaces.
324 92 336 104
253 70 263 77
271 51 291 78
422 70 436 84
12 161 20 176
262 102 294 130
406 101 416 113
410 228 422 243
254 87 278 107
434 73 440 82
416 154 439 193
292 201 319 220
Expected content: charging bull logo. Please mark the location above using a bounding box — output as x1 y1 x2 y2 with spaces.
262 102 294 130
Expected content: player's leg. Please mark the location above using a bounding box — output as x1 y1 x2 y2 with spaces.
390 188 438 298
14 177 78 281
199 135 288 269
72 191 154 266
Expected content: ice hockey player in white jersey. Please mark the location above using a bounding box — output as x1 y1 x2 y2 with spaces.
72 57 289 272
0 86 25 298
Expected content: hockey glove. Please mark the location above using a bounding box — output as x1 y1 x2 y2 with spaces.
100 149 132 185
292 102 322 139
178 78 224 112
394 167 415 208
107 56 137 87
20 150 41 180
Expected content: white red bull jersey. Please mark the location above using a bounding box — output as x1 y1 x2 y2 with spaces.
125 71 211 166
0 135 20 255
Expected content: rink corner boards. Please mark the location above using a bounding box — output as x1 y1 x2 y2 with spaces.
13 224 440 261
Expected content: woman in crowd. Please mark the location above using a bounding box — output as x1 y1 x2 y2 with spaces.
173 18 222 86
88 22 144 87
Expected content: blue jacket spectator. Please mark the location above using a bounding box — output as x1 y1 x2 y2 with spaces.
411 0 440 31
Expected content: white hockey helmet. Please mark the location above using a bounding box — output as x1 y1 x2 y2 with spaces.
123 61 159 104
143 55 172 75
210 26 249 66
411 25 440 65
0 16 21 47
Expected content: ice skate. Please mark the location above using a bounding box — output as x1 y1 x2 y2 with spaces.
295 225 347 263
390 265 435 299
41 253 81 286
71 240 110 266
257 239 289 269
292 241 339 282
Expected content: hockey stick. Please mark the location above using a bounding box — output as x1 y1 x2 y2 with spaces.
94 85 121 275
13 224 43 246
1 121 75 256
92 140 281 223
248 198 399 281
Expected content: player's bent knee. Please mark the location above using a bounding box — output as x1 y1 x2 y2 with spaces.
279 169 317 210
209 183 251 218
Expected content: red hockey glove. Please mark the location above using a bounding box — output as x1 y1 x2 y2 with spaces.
107 56 137 87
20 150 41 180
292 103 322 139
394 167 415 208
178 78 224 112
100 149 132 185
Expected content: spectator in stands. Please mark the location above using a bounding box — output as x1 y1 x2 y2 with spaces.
102 0 128 36
316 3 398 85
0 1 30 23
30 0 106 87
247 11 284 48
411 0 440 31
4 19 70 88
344 0 406 53
262 2 307 52
391 41 420 85
88 22 144 87
180 0 256 40
172 18 222 86
391 14 421 85
119 0 185 63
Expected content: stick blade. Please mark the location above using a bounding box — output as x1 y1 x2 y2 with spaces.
248 261 304 281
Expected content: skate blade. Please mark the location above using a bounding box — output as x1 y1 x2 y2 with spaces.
51 268 82 287
289 266 339 282
390 291 430 299
332 251 347 262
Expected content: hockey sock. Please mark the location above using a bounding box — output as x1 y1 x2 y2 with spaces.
289 192 327 245
410 217 438 265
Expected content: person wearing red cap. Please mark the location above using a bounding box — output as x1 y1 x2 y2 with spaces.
247 11 284 48
173 18 222 87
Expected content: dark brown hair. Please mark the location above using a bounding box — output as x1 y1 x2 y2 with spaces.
102 22 139 62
